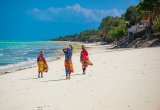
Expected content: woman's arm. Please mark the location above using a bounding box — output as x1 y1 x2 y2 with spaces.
80 52 83 62
63 48 67 53
37 57 39 63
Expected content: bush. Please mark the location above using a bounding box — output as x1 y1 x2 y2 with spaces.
108 23 127 40
152 15 160 32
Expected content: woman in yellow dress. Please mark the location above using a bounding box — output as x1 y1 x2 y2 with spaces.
37 50 48 78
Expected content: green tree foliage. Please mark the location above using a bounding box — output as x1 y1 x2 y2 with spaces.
78 30 100 42
108 23 127 40
138 0 160 24
99 17 127 40
152 15 160 32
139 0 160 13
99 17 124 32
124 6 141 26
53 34 78 41
52 30 101 42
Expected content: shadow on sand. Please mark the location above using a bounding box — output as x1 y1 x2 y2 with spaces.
41 78 66 82
20 77 39 80
71 73 83 76
41 74 83 82
20 74 83 82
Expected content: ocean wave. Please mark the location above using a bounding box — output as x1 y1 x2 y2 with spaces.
24 57 35 61
17 52 28 56
0 48 4 51
0 56 62 74
6 55 11 57
0 41 64 72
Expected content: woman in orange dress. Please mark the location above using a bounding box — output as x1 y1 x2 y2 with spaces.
63 45 74 79
80 45 93 74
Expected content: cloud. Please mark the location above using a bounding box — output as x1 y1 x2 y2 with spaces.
28 8 53 21
27 4 124 22
66 4 97 20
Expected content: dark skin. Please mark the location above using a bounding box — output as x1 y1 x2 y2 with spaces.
63 48 67 53
83 68 86 74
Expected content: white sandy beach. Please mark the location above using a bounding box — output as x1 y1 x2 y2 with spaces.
0 45 160 110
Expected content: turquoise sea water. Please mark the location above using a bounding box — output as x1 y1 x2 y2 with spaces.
0 41 66 73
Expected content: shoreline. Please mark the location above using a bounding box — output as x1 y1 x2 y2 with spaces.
0 56 62 75
0 41 82 75
0 41 83 75
0 42 104 75
1 41 159 75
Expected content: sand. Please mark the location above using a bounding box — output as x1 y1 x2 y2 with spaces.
0 45 160 110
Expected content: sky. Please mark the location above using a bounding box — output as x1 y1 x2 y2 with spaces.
0 0 140 41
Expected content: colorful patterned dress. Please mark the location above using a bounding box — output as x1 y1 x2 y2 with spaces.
64 48 74 74
37 55 48 73
80 49 93 68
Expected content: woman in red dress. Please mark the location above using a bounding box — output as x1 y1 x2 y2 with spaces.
80 45 93 74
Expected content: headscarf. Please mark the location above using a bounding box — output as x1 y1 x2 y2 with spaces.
66 48 72 60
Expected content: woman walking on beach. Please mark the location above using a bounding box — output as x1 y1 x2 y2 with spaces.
80 45 93 74
37 50 48 78
63 45 74 79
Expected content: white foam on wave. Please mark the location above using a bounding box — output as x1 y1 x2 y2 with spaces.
0 56 61 74
0 60 37 74
24 57 36 62
23 52 27 55
0 54 3 56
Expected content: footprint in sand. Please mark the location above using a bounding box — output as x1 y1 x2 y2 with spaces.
37 105 50 110
37 106 42 110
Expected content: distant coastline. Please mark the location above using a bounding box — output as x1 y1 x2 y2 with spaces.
51 1 160 48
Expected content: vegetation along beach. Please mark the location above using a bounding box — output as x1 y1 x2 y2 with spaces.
0 0 160 110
